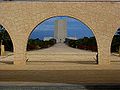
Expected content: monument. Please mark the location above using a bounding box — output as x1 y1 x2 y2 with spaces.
54 20 67 43
0 40 5 56
118 46 120 57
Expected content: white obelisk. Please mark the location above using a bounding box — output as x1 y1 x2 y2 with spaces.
54 20 67 43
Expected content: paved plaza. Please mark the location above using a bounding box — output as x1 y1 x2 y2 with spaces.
0 43 120 84
0 43 120 65
27 43 97 64
0 43 97 65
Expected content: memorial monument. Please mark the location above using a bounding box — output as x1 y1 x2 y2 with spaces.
0 40 5 56
54 20 67 43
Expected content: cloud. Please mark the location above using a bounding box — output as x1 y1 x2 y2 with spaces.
30 16 94 39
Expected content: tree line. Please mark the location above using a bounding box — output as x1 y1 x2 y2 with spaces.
0 24 13 54
27 38 56 51
111 28 120 53
0 24 120 53
65 37 98 52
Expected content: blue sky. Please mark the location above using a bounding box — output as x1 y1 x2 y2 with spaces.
29 16 94 40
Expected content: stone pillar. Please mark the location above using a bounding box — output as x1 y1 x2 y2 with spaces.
1 44 5 56
14 52 26 65
98 44 110 65
13 35 26 65
98 53 110 65
118 46 120 57
93 16 111 65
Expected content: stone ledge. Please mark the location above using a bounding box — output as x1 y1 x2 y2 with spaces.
0 64 120 70
0 0 120 2
0 70 120 83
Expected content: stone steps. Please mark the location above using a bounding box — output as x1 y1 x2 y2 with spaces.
27 54 96 61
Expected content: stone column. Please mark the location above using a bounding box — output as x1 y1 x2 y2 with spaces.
118 46 120 57
13 35 26 65
98 42 110 65
1 44 5 56
14 52 26 65
98 53 110 65
93 16 111 65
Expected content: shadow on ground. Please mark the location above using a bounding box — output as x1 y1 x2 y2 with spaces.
0 84 120 90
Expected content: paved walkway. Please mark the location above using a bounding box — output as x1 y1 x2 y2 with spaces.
0 43 120 65
27 43 97 64
0 81 119 90
27 43 97 54
0 70 120 83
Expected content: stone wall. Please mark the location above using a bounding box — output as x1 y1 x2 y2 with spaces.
0 1 120 65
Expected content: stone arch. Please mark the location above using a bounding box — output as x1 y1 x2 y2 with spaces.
1 2 120 65
110 27 120 51
26 15 98 64
26 15 98 52
108 23 120 55
0 18 15 53
110 25 120 64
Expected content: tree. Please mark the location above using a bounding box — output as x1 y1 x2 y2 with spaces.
111 28 120 53
27 38 56 51
117 28 120 56
0 24 13 52
117 28 120 35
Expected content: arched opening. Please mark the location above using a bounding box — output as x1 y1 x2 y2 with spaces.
26 16 98 65
111 28 120 64
0 24 14 64
27 18 56 51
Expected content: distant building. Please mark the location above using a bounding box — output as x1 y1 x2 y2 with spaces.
43 37 53 41
67 37 77 40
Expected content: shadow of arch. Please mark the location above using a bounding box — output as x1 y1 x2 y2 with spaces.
26 15 98 64
0 24 14 64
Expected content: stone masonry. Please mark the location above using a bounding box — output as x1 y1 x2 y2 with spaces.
0 1 120 67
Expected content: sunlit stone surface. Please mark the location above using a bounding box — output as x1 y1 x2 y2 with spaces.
0 0 120 1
